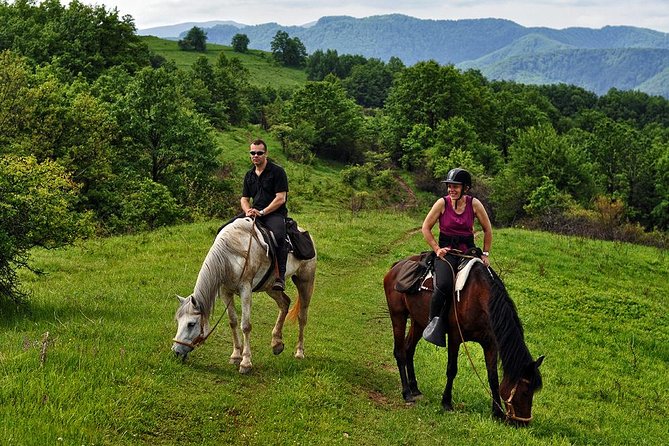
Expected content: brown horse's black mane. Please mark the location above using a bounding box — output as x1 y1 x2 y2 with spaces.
485 266 543 390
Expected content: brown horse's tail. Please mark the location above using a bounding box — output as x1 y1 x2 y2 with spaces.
287 293 301 322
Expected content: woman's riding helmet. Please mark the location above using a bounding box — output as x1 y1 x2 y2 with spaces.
441 168 472 189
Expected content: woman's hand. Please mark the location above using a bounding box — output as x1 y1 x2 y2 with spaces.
482 254 490 267
436 247 450 259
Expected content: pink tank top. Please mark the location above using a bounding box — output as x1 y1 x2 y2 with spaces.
439 195 474 250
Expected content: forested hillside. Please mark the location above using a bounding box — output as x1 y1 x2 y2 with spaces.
1 0 669 304
172 14 669 97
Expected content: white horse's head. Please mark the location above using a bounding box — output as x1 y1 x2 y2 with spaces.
172 295 209 361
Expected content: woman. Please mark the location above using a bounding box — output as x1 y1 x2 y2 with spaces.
421 168 493 346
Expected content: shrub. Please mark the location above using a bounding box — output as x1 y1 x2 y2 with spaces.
0 156 93 303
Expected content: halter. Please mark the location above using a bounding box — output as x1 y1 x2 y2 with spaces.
504 378 533 423
171 311 209 349
172 217 260 350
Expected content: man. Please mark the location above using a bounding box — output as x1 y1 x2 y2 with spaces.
241 139 289 291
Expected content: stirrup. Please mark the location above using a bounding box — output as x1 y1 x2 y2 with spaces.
272 278 285 291
422 317 446 347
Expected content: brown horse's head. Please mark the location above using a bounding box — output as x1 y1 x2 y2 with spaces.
499 355 545 426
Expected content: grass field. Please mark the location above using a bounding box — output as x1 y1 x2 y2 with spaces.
1 184 668 444
141 36 307 88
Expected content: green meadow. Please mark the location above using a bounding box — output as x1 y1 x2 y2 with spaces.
141 36 307 88
1 141 667 445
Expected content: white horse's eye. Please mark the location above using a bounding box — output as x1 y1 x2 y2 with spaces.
187 322 196 329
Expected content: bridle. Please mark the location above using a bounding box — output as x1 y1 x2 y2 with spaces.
172 310 219 350
503 378 533 423
172 217 260 350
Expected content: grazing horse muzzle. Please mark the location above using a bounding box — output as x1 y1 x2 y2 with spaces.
172 311 208 360
503 379 533 425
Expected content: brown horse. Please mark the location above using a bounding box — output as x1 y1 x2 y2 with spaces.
384 254 544 425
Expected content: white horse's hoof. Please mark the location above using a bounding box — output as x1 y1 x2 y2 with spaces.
294 350 305 359
229 356 242 365
239 365 253 374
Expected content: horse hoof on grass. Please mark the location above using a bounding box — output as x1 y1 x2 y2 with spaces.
272 343 285 355
239 365 253 375
229 357 242 365
294 350 305 359
441 403 454 412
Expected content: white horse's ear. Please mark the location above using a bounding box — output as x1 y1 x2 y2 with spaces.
176 295 187 304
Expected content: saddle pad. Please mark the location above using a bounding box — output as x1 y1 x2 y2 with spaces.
455 257 483 301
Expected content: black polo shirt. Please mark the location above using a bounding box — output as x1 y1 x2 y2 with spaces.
242 160 289 217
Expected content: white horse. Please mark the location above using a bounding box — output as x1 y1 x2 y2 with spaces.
172 217 316 374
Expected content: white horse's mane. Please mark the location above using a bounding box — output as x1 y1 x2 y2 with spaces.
177 218 268 320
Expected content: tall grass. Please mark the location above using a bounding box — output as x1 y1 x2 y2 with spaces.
1 206 667 445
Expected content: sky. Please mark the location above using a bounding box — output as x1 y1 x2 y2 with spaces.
84 0 669 33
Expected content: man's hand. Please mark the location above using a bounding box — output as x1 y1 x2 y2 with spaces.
245 208 264 218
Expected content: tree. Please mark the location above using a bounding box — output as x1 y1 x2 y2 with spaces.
306 49 340 81
383 61 486 160
343 58 393 108
270 31 307 67
178 26 207 52
0 156 92 303
231 33 250 53
106 66 228 231
284 78 363 161
0 0 150 80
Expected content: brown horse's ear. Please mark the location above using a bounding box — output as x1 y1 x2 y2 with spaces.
535 355 545 369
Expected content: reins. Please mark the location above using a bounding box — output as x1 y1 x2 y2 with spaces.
173 217 260 349
441 252 531 423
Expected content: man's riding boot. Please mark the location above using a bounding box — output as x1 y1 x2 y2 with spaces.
272 245 288 291
422 317 446 347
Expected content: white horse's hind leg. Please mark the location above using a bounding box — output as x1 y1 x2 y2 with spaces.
293 270 314 360
239 287 253 374
222 292 242 365
267 290 290 355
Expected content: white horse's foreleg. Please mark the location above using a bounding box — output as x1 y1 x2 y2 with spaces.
268 290 290 355
222 292 242 365
239 287 253 374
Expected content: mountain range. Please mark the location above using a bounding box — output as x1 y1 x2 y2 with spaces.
139 14 669 98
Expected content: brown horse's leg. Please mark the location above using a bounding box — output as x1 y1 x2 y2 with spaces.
442 336 460 411
405 320 423 400
390 309 416 402
483 342 505 420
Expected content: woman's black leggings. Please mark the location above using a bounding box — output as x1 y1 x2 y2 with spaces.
429 253 459 319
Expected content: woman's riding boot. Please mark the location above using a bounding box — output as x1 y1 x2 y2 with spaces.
423 291 447 347
422 316 446 347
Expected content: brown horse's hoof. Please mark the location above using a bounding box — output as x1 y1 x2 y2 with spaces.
272 342 285 355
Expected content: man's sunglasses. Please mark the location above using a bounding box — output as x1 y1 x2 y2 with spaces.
249 151 266 156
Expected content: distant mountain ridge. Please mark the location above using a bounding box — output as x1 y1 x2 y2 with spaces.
140 14 669 97
138 20 246 39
